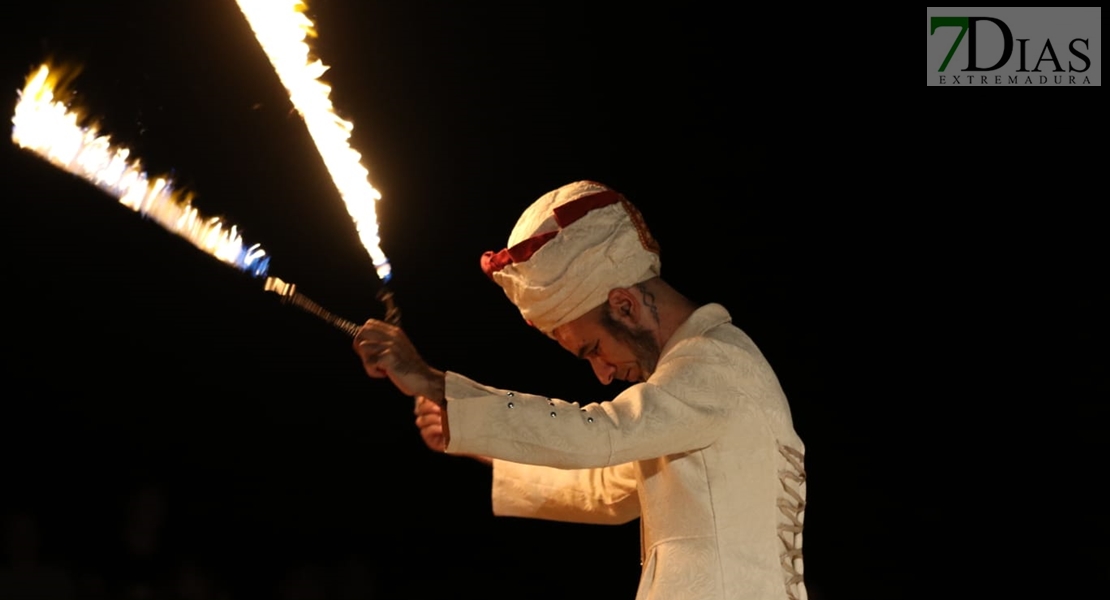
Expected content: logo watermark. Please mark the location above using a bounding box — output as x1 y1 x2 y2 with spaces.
927 8 1100 86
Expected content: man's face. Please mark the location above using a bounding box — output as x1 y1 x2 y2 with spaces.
552 307 661 385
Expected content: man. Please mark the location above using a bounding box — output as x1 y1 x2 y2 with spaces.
353 181 807 600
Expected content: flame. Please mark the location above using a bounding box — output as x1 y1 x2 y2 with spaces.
235 0 391 283
11 63 270 277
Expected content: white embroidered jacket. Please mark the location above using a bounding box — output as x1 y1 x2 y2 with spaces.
445 304 807 600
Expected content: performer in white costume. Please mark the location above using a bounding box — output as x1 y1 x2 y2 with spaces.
354 181 807 600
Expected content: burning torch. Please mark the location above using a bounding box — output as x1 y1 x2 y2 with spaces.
12 62 399 340
17 1 403 342
238 0 401 336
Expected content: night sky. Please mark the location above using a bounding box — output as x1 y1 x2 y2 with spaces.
1 1 1101 599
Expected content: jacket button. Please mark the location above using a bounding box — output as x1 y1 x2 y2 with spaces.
550 411 557 417
587 417 594 423
507 402 514 409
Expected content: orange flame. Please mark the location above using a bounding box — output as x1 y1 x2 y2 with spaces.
11 63 270 275
235 0 391 282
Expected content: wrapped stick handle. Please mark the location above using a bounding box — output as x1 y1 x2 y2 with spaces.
376 285 402 327
264 276 400 337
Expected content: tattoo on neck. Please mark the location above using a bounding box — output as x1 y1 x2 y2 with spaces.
637 284 660 325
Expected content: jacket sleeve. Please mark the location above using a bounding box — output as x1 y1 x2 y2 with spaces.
444 337 744 469
491 459 640 524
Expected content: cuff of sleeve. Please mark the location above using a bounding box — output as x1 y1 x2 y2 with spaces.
442 371 512 457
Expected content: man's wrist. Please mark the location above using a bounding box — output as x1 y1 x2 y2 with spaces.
423 368 447 407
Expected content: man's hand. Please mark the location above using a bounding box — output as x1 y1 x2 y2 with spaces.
414 396 447 452
414 396 491 465
353 319 445 401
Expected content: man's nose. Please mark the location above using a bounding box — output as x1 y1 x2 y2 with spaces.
590 358 616 385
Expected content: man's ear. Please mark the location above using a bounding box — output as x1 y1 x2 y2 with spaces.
607 288 639 326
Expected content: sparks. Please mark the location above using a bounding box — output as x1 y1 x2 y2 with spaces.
235 0 391 283
11 63 270 277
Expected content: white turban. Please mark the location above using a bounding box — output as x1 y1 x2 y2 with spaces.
480 181 661 334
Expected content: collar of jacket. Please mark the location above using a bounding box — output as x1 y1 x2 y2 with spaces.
658 303 732 359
